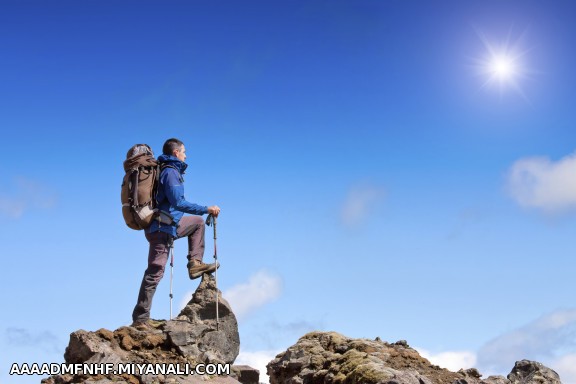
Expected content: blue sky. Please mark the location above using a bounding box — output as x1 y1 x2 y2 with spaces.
2 1 576 383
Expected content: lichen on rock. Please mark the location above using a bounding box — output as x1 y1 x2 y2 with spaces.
267 331 563 384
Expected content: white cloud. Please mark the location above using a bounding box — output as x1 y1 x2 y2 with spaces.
477 309 576 374
417 348 477 372
178 270 282 320
418 347 575 383
552 353 576 384
414 310 576 382
0 177 57 219
507 152 576 213
341 183 386 227
223 270 282 320
178 270 282 315
235 349 282 383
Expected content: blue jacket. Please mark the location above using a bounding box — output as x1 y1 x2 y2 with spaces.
146 154 208 237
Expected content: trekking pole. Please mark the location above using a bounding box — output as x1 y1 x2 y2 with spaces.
206 214 220 330
213 215 219 331
168 236 174 320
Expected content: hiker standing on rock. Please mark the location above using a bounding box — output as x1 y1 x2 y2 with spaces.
131 138 220 331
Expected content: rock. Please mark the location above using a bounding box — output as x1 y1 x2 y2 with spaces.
42 274 248 384
41 279 565 384
267 331 461 384
508 360 561 384
167 274 240 364
232 365 260 384
484 376 511 384
267 332 563 384
63 329 127 365
460 368 482 379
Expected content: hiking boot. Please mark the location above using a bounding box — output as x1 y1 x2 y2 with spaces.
187 259 220 280
147 318 165 328
130 320 162 333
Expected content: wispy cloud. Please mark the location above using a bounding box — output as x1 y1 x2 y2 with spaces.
341 183 386 227
223 270 282 320
446 206 492 240
506 152 576 214
553 353 576 384
5 327 60 353
251 319 321 350
0 177 57 219
179 269 283 319
268 320 319 335
417 348 477 372
477 309 576 375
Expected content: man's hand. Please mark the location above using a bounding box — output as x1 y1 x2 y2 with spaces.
207 205 221 217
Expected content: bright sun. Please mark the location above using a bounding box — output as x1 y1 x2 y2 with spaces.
490 55 516 80
474 27 532 100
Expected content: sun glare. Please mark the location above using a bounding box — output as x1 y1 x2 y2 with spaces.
490 55 516 80
473 27 532 100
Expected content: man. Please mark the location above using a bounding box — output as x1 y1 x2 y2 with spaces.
131 138 220 330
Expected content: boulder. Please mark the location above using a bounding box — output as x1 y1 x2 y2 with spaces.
232 365 260 384
166 274 240 364
41 274 252 384
508 360 561 384
267 332 460 384
267 332 563 384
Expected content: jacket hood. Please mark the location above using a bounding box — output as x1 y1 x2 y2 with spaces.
158 154 188 173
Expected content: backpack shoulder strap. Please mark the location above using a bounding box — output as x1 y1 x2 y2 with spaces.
154 164 182 207
160 164 180 179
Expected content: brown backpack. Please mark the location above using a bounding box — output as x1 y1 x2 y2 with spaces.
121 144 159 230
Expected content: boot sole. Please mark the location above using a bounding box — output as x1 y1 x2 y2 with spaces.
188 263 220 280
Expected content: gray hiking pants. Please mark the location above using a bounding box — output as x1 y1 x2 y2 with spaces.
132 215 205 322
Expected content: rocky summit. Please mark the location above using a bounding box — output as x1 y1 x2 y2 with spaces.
267 331 562 384
39 279 563 384
41 275 258 384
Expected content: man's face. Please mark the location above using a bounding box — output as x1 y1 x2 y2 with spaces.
174 145 187 162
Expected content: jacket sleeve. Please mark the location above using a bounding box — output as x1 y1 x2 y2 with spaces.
162 168 208 215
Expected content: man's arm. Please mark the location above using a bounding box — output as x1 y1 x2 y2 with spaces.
162 168 208 215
